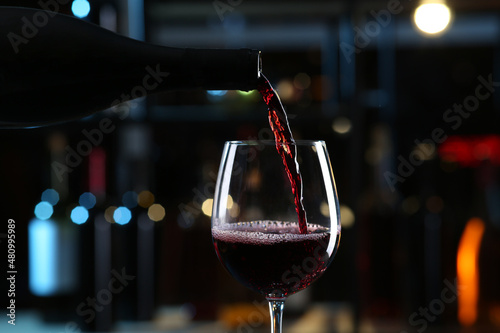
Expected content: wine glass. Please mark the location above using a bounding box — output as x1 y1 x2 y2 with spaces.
211 140 341 333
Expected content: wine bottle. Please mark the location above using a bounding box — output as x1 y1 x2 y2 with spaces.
0 7 261 128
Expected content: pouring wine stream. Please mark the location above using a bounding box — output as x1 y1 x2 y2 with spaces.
257 73 308 234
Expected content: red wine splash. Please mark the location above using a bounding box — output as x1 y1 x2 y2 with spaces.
257 74 308 234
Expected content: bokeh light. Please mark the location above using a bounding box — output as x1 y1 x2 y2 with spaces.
29 218 57 296
202 198 213 217
41 189 59 206
229 202 240 218
72 0 91 18
104 206 117 223
237 90 253 96
293 73 311 90
332 117 352 135
320 201 330 217
339 205 355 228
70 206 89 225
414 1 452 35
206 90 227 102
122 191 138 208
138 190 155 208
114 206 132 225
276 79 295 102
148 203 166 222
227 195 234 209
207 90 227 97
34 202 54 220
79 192 96 209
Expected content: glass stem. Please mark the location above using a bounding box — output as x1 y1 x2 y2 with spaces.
268 299 285 333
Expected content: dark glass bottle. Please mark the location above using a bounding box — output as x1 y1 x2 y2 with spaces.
0 7 261 128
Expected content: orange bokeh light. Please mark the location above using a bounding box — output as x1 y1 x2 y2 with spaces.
456 217 485 326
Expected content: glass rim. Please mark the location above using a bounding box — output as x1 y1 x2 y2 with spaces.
225 140 326 146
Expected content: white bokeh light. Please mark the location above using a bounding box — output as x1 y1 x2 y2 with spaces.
414 1 452 35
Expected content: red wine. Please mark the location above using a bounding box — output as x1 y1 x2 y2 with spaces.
212 221 338 298
257 75 308 234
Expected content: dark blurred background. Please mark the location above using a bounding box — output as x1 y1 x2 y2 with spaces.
1 0 500 332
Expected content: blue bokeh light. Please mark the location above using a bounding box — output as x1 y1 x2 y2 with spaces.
114 207 132 225
72 0 91 18
34 202 54 220
29 218 58 296
79 192 96 209
207 90 227 96
71 206 89 225
206 90 227 102
122 191 138 208
41 189 59 206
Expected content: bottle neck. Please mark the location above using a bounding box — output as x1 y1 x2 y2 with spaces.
174 48 262 91
143 46 262 92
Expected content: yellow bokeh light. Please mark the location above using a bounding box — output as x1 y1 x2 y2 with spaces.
332 117 352 135
339 205 355 228
104 206 117 223
148 203 165 222
138 190 155 208
321 202 354 228
414 1 452 35
276 79 295 102
202 198 213 217
227 195 234 209
320 201 330 217
229 202 240 218
293 73 311 90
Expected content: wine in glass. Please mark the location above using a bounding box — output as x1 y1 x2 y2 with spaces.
212 140 341 333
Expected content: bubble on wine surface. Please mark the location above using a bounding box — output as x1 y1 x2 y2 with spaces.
212 220 331 246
